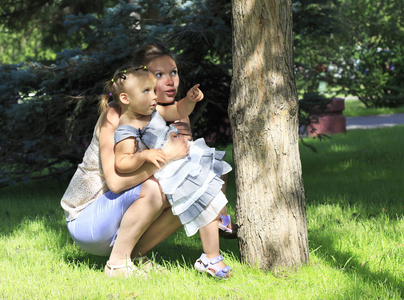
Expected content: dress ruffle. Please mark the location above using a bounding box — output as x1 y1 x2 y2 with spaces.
156 138 231 236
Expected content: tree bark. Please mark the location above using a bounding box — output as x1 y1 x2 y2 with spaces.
229 0 309 270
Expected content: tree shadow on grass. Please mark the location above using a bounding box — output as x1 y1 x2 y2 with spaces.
308 232 404 296
302 128 404 296
60 228 240 272
0 179 240 273
57 187 240 271
301 128 404 211
0 179 103 270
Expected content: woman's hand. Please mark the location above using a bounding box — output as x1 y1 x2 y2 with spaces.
162 132 190 162
171 121 193 141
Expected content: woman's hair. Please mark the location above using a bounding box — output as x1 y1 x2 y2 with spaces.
99 66 152 113
131 43 177 67
132 43 183 103
99 43 178 114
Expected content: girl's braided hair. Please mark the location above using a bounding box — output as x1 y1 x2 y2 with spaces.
99 66 149 113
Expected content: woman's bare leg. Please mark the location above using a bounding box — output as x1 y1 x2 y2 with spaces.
106 178 167 272
132 207 182 257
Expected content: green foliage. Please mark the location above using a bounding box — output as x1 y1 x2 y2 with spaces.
333 0 404 108
0 0 121 64
0 0 233 187
0 2 147 187
0 28 57 64
293 0 341 93
294 0 404 108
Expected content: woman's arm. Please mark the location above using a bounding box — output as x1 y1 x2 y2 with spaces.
99 107 189 193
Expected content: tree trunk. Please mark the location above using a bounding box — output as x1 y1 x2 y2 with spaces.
229 0 309 270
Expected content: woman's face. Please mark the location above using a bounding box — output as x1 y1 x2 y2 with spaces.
147 55 180 104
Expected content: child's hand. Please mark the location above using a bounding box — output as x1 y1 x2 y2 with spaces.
186 84 204 102
142 149 166 169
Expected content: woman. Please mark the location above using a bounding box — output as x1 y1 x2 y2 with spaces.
61 91 190 278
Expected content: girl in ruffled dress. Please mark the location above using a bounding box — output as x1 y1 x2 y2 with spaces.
102 66 232 279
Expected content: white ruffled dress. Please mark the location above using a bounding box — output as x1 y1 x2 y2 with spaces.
114 110 231 236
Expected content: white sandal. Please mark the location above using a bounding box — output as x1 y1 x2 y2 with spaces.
194 253 232 279
105 260 147 279
134 256 169 274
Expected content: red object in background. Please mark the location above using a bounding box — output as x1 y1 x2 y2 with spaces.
308 98 346 137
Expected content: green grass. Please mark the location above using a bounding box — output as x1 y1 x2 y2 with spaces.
343 98 404 117
1 126 404 299
300 126 404 299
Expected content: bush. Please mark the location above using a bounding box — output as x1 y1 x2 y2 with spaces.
337 46 404 108
0 0 233 187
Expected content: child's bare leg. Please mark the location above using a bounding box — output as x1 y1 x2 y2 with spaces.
199 215 227 269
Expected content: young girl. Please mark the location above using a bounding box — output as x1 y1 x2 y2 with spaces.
103 66 232 279
132 43 237 239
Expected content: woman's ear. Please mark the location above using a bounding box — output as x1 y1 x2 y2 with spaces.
119 93 129 105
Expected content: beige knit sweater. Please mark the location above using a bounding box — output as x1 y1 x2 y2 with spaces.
61 127 108 221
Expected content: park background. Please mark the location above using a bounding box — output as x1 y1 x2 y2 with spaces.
0 0 403 299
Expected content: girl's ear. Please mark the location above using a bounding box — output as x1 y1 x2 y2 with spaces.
119 93 129 105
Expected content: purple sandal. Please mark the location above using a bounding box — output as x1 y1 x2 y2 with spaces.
194 253 232 279
218 214 238 239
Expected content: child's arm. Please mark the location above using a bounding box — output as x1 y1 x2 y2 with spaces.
115 137 166 174
157 84 204 122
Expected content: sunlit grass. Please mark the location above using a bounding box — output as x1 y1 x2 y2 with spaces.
344 98 404 117
0 126 403 299
300 126 404 299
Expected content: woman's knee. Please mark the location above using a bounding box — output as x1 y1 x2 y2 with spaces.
140 177 170 209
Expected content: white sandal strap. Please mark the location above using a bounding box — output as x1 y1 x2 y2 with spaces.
106 260 134 269
133 256 149 262
106 260 134 277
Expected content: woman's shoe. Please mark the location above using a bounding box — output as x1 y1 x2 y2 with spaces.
218 214 238 239
105 260 147 279
194 253 232 279
134 256 169 274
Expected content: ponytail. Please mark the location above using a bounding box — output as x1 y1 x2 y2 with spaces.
98 66 151 114
98 77 116 114
98 94 112 114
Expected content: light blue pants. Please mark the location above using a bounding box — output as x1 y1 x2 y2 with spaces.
67 184 142 256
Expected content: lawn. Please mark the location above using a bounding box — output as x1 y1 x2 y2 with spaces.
343 98 404 117
0 126 403 299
